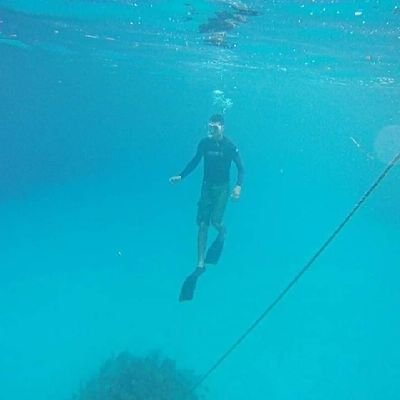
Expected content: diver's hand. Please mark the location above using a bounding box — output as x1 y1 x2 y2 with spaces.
169 175 182 184
231 185 241 200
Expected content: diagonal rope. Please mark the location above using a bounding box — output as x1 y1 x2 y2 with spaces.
187 152 400 398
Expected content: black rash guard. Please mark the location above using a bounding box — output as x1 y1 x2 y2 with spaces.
180 136 244 186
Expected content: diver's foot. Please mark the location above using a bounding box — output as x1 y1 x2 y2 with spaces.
205 237 224 265
179 267 205 302
216 233 225 243
193 266 205 279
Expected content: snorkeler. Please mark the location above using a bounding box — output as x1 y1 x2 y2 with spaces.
169 114 244 301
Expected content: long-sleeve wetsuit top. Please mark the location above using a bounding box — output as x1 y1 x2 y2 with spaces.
180 136 244 186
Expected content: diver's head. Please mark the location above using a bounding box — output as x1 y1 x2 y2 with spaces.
208 114 224 140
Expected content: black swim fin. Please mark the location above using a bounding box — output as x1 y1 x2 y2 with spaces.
205 237 224 265
179 268 205 302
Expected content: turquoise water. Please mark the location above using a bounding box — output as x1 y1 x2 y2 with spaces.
1 1 400 399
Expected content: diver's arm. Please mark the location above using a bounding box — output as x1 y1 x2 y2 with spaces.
231 149 244 200
233 149 244 187
179 141 204 179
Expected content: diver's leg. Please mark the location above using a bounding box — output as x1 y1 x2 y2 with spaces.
210 184 229 241
212 221 226 242
204 221 225 265
204 184 229 265
196 182 212 269
197 222 208 269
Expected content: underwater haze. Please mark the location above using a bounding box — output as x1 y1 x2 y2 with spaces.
1 0 400 399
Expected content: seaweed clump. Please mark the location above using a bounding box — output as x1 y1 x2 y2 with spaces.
73 351 202 400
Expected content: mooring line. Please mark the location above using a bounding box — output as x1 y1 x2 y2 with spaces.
187 152 400 398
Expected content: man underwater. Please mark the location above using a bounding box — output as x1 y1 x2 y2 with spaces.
169 114 244 301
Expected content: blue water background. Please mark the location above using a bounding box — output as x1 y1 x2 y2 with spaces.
1 1 400 399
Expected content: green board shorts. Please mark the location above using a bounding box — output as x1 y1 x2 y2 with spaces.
197 182 229 226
